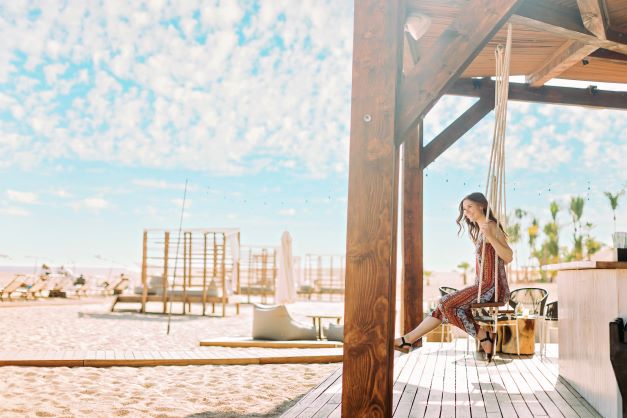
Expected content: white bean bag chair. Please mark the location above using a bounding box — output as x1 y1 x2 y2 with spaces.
252 304 317 341
324 323 344 342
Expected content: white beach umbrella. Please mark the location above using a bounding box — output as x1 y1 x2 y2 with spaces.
276 231 297 304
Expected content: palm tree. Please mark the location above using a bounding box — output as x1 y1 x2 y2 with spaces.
604 190 625 234
583 222 602 258
424 270 433 287
457 262 470 286
506 222 521 281
528 218 539 281
569 196 585 260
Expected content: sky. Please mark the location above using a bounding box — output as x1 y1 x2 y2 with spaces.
0 1 625 273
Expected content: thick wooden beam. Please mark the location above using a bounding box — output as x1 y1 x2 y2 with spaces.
448 78 627 111
421 97 495 169
576 0 608 39
589 48 627 62
526 40 598 87
397 0 522 142
512 0 627 54
401 123 423 338
342 0 403 415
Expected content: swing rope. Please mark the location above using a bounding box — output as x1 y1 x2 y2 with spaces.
476 23 512 304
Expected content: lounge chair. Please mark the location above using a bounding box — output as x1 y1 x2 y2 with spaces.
252 304 317 341
24 278 49 299
102 275 129 296
0 276 26 301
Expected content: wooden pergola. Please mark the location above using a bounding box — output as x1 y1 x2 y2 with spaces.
342 0 627 416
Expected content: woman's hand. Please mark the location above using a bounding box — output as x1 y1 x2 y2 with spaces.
478 220 494 239
479 220 513 264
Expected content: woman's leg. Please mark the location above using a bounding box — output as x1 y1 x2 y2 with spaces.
394 316 442 347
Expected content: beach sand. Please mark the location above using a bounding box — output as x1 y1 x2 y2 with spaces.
0 300 341 418
0 277 557 417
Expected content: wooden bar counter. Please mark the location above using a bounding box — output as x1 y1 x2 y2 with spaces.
547 261 627 418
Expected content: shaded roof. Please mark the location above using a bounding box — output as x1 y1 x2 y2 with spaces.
407 0 627 84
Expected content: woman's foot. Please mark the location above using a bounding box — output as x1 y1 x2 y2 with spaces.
478 329 494 362
394 335 413 353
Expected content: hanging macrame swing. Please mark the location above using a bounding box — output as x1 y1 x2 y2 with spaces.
470 24 516 357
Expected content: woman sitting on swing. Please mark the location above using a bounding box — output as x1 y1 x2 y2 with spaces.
394 192 513 361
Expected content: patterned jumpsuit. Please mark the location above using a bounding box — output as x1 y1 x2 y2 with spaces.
431 233 509 337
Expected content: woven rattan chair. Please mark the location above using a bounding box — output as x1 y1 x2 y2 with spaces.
508 287 548 316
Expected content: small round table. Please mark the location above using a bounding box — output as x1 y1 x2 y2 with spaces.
307 315 342 340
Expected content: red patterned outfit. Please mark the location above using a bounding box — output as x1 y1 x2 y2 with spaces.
431 234 509 337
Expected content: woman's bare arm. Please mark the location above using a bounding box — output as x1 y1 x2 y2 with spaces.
479 221 513 264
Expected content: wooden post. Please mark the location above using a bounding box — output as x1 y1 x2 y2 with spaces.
140 230 148 313
401 122 423 337
183 232 188 315
188 232 193 313
329 256 334 302
261 249 268 304
202 233 207 316
162 231 169 313
341 0 404 414
236 231 240 315
221 233 226 317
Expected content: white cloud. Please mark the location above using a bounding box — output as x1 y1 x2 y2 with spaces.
171 198 191 209
0 206 30 216
6 189 39 204
278 208 296 216
71 197 109 211
51 188 72 198
133 179 196 191
0 2 624 181
0 1 354 177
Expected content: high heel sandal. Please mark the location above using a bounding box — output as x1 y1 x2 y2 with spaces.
479 333 494 363
394 336 412 354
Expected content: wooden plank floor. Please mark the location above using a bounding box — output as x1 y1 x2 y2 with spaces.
0 347 343 367
281 340 602 417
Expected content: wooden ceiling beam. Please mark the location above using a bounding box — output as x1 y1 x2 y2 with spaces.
512 0 627 54
590 48 627 61
576 0 608 39
448 78 627 111
526 40 598 87
396 0 522 144
421 96 494 169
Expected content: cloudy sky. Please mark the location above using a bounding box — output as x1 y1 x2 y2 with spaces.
0 1 625 273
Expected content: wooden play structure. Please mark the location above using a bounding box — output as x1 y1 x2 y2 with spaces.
303 254 346 300
112 228 241 316
239 245 278 303
282 0 627 416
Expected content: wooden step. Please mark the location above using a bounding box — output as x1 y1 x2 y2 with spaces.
0 348 343 367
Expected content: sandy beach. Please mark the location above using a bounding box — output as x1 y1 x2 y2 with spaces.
0 276 558 418
0 299 342 418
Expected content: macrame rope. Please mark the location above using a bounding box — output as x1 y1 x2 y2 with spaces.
476 23 512 303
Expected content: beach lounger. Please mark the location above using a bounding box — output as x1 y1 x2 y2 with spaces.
23 278 49 299
0 276 26 301
102 276 128 296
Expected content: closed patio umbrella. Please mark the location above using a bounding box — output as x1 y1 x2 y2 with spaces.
276 231 297 304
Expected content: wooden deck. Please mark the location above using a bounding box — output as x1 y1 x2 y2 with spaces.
0 347 343 367
282 340 602 417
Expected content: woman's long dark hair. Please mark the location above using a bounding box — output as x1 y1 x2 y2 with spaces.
456 192 507 242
